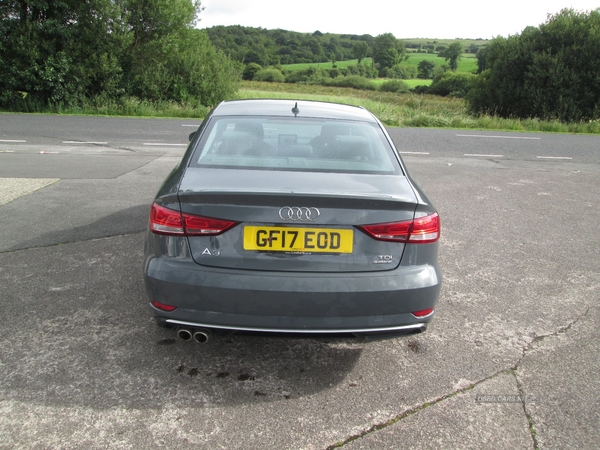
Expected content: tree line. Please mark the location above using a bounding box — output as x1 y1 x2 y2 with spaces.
468 8 600 122
209 9 600 123
1 3 598 123
206 26 472 78
205 26 374 67
0 0 240 110
419 9 600 122
205 26 486 68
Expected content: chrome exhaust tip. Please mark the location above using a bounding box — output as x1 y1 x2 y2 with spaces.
193 329 211 343
176 328 193 341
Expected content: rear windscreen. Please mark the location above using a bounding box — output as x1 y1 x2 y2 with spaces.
190 117 401 174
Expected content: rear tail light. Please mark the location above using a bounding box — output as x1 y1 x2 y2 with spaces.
357 212 440 244
150 204 185 235
150 203 238 236
183 214 238 236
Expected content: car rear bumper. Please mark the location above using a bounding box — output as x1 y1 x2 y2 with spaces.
144 256 441 334
157 317 428 337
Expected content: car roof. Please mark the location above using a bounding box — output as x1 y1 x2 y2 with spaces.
212 99 378 122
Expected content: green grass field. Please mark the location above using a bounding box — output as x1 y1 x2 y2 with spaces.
402 52 479 74
282 58 373 71
283 53 479 76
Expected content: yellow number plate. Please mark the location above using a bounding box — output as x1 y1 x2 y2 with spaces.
243 226 353 253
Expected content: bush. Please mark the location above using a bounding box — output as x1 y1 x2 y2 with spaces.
253 68 286 83
322 76 377 91
243 63 262 80
328 68 341 78
428 72 476 97
285 67 328 83
382 64 417 80
433 65 450 78
380 80 410 93
345 63 378 79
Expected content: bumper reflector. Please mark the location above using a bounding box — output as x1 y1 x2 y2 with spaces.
412 308 434 318
151 301 177 312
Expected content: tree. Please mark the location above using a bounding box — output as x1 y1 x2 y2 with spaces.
0 0 127 107
305 37 325 61
352 41 369 64
417 60 437 79
467 8 600 122
376 48 399 72
329 52 337 68
372 33 405 76
122 0 201 75
153 29 240 104
0 0 240 109
120 0 241 104
204 26 376 66
439 42 462 71
243 49 266 66
324 36 344 62
475 46 488 73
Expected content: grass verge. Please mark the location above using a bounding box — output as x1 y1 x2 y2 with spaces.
3 81 598 134
0 96 210 119
237 81 600 133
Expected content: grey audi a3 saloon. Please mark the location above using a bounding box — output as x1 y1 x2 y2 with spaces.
144 99 441 342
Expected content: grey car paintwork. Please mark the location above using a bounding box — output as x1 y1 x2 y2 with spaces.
143 99 441 336
179 169 417 273
144 231 440 331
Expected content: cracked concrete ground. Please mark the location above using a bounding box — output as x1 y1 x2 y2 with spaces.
517 306 599 449
337 308 597 450
342 372 532 449
1 130 599 449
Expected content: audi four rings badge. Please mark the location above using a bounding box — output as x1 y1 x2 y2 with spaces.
279 206 320 221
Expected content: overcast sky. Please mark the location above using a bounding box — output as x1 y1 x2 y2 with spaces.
198 1 599 39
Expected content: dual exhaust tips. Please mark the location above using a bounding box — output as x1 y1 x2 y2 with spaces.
176 327 211 344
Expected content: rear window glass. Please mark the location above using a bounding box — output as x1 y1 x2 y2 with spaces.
189 117 401 174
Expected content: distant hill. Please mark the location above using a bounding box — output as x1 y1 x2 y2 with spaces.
204 26 489 67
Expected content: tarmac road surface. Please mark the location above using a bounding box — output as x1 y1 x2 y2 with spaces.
0 114 599 449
